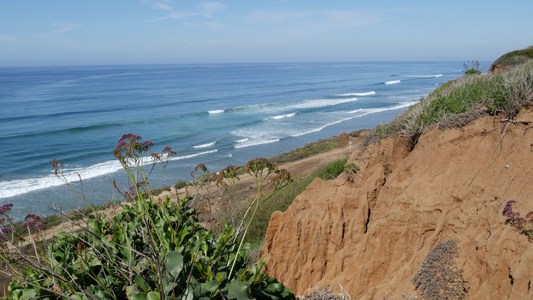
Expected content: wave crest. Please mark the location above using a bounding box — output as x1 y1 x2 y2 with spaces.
335 91 376 97
385 80 401 85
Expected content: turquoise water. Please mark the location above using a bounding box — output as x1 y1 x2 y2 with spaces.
0 62 482 218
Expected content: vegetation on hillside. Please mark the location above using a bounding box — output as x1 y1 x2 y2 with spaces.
492 45 533 67
1 134 295 299
367 59 533 148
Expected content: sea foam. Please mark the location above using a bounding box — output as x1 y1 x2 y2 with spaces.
406 74 443 78
335 91 376 97
0 160 123 199
385 80 401 85
208 110 225 114
0 148 220 199
347 101 418 115
193 142 216 149
234 139 280 149
289 98 358 109
271 113 296 120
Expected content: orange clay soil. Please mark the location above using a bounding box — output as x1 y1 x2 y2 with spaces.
259 108 533 299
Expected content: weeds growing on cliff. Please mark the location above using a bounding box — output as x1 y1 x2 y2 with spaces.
371 60 533 149
413 239 466 300
1 134 295 299
492 45 533 67
502 200 533 242
301 285 352 299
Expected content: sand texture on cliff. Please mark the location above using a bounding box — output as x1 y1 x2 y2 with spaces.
260 108 533 299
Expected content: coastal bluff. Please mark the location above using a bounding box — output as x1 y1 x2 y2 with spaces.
259 108 533 299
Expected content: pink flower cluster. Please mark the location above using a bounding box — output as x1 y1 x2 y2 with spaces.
22 213 46 230
503 200 533 242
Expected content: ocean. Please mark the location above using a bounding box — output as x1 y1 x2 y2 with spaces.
0 61 484 219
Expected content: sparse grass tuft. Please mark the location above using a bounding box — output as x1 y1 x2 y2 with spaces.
300 285 352 299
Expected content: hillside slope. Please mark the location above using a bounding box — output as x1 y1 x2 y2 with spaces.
259 108 533 299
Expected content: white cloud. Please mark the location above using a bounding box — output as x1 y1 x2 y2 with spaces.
201 2 225 18
249 9 385 27
147 11 195 22
144 1 225 22
51 22 82 34
154 2 174 12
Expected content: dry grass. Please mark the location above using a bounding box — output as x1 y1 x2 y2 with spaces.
413 239 466 300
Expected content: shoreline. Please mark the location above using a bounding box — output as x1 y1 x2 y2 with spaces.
29 129 370 240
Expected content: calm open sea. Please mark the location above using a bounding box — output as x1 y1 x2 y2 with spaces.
0 62 485 219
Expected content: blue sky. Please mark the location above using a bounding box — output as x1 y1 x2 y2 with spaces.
1 1 532 66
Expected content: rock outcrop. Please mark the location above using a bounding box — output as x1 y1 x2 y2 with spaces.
488 63 508 73
260 109 533 299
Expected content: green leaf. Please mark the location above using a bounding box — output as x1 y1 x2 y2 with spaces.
201 280 219 293
134 276 150 293
177 227 189 244
146 291 160 300
193 280 220 298
166 251 184 278
225 280 250 300
126 286 160 300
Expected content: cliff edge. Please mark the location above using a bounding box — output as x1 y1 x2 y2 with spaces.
259 108 533 299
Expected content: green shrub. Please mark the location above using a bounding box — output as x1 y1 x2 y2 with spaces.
463 60 481 75
2 134 295 299
315 157 348 180
464 68 481 75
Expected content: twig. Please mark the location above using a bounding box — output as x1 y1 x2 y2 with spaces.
499 118 531 125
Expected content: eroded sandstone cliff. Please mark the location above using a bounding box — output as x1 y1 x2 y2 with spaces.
260 109 533 299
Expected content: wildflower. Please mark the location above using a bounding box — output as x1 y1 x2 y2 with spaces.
37 220 47 230
1 227 12 234
0 203 13 215
22 213 42 229
123 191 134 200
162 146 177 157
270 168 293 187
22 219 37 228
141 140 154 152
118 133 142 143
245 158 278 178
502 200 516 216
194 163 208 173
220 165 240 180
